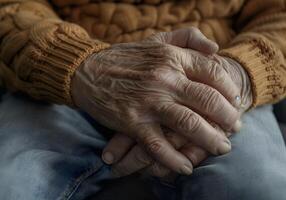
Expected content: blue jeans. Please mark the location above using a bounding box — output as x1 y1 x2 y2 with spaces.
0 92 286 200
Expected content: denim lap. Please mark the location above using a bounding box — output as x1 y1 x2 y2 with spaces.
1 92 286 200
0 93 112 200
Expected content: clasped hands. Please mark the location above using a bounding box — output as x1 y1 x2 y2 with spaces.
71 28 252 177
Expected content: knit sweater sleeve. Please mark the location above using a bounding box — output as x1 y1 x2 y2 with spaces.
220 0 286 107
0 0 109 105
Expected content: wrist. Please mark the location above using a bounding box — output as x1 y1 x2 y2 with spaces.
71 50 107 109
71 53 94 108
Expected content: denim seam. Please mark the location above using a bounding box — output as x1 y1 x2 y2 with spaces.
57 162 104 200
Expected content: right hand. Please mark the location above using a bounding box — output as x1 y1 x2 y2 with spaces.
105 125 235 178
71 28 240 175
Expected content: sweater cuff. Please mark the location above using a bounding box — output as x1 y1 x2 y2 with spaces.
25 23 110 106
220 39 285 107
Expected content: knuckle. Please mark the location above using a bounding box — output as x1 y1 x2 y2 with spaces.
177 81 193 99
145 71 179 99
148 68 166 82
126 113 141 129
182 81 194 97
176 110 201 133
173 77 185 92
152 32 165 41
151 43 172 59
142 96 156 107
160 45 177 64
160 43 172 54
208 63 226 83
188 113 201 133
145 137 165 155
153 44 183 74
153 103 174 116
202 87 223 113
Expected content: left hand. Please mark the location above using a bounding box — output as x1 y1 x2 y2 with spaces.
102 54 253 177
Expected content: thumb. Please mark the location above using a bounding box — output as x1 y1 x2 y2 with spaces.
148 28 219 55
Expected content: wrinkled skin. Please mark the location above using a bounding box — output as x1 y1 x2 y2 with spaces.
72 28 244 175
104 54 253 177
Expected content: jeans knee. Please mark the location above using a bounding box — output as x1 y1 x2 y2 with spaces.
179 156 286 200
212 161 286 200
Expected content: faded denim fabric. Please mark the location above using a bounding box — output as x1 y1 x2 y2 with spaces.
0 92 112 200
0 92 286 200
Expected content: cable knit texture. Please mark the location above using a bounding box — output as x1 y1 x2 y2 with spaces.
0 0 285 106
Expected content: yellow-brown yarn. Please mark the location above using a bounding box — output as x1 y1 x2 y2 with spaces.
0 0 285 106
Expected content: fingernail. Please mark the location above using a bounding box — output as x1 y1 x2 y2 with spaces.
233 95 241 108
232 120 242 132
181 165 193 175
218 139 232 155
102 152 114 164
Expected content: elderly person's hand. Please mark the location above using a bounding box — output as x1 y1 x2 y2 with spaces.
71 28 241 175
103 50 253 177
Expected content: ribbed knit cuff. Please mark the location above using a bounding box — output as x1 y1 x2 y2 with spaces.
25 23 110 106
220 39 285 107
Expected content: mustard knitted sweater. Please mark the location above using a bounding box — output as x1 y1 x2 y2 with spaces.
0 0 285 107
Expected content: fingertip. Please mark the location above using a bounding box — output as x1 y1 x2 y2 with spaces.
232 120 242 132
217 139 232 155
206 40 219 54
102 151 115 165
180 164 193 175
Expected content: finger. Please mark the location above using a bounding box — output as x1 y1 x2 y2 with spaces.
175 79 240 131
182 50 241 108
180 145 209 167
102 133 135 164
153 103 232 155
112 145 153 177
135 123 193 175
166 123 230 168
112 126 193 177
147 131 209 176
148 28 219 54
167 122 230 167
147 125 226 177
180 123 229 167
144 131 187 177
164 129 188 149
